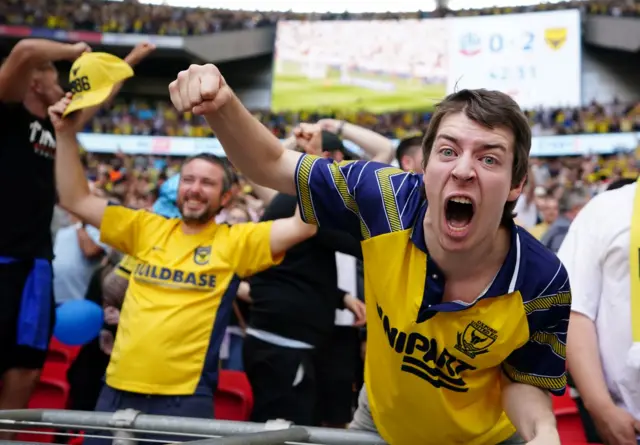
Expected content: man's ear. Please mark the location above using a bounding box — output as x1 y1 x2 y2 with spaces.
507 177 526 203
220 190 233 208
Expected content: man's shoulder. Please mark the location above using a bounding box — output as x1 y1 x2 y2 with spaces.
0 100 42 123
517 228 571 306
584 182 636 219
105 205 177 231
300 155 420 189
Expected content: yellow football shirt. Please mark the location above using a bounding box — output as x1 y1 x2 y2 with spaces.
295 155 571 445
100 205 282 395
114 254 137 279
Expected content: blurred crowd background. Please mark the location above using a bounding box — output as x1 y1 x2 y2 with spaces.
1 0 639 36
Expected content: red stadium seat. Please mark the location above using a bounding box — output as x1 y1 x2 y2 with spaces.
48 338 81 364
215 370 253 421
552 391 587 443
10 376 70 443
40 362 71 393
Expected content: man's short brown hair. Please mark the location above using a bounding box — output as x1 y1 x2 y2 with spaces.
421 89 531 225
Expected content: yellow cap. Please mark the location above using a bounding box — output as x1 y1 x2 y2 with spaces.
63 52 134 117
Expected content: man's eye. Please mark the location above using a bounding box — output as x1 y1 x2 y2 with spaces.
441 148 455 157
482 156 496 165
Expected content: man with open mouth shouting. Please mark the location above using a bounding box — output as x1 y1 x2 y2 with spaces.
168 64 571 445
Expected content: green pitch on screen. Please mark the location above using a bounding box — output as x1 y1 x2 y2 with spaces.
271 64 446 113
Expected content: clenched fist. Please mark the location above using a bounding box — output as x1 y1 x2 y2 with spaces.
168 64 232 116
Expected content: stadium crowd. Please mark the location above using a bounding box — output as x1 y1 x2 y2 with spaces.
89 96 640 139
0 0 638 36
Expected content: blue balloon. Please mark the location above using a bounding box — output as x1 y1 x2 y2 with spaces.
54 300 104 346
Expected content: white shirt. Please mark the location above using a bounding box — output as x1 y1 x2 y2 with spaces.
514 195 538 229
557 182 640 417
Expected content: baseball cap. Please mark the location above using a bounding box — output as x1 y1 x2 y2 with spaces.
63 52 134 117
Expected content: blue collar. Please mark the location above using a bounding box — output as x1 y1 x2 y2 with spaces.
410 201 523 302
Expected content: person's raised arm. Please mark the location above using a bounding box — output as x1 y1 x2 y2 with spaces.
48 94 107 229
168 64 300 194
0 40 90 103
224 205 317 278
318 118 395 164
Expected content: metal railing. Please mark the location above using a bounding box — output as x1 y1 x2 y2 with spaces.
0 410 386 445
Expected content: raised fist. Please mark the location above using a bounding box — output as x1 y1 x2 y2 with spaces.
168 64 232 116
68 42 92 61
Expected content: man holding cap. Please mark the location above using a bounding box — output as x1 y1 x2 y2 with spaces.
0 40 152 424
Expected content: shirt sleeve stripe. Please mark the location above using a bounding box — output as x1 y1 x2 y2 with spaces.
330 162 371 240
114 265 132 278
523 292 572 315
296 155 318 226
530 331 566 359
375 168 405 233
502 362 567 392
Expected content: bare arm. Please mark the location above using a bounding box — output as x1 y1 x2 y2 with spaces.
49 97 107 229
206 94 300 194
567 312 613 411
168 65 300 194
246 177 279 206
0 40 88 102
319 119 394 164
566 312 640 445
269 206 317 257
237 281 252 303
502 376 558 443
76 225 105 258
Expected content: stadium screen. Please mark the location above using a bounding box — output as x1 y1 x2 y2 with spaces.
271 10 581 112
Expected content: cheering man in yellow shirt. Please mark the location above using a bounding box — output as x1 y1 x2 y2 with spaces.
168 65 571 445
47 95 317 445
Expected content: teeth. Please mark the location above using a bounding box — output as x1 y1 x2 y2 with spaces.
450 197 471 204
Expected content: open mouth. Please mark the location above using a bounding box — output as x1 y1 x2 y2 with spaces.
445 196 475 231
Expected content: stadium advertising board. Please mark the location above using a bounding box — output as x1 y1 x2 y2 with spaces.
77 131 638 158
271 10 581 112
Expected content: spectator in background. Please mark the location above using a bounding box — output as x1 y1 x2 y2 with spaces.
559 179 640 445
242 120 391 427
541 185 590 253
66 251 122 414
52 211 110 306
395 134 424 171
527 194 559 240
221 204 253 372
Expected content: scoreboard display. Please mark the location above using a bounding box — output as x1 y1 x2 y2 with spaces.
447 10 581 108
272 10 582 111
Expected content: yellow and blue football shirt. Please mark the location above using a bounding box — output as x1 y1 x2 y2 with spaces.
295 155 571 445
99 204 283 396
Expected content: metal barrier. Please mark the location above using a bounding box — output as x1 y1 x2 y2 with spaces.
0 410 387 445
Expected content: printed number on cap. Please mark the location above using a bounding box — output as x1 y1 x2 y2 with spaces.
70 76 92 94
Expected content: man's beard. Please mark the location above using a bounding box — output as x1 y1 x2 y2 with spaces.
178 197 219 224
180 206 218 224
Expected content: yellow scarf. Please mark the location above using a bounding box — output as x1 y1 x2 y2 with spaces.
627 179 640 368
631 179 640 343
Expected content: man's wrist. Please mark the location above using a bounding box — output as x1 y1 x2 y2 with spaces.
584 395 616 415
55 129 78 142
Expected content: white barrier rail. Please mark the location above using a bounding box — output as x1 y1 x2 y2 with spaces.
0 410 386 445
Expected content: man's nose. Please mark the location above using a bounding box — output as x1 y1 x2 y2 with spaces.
451 154 476 182
189 180 205 194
